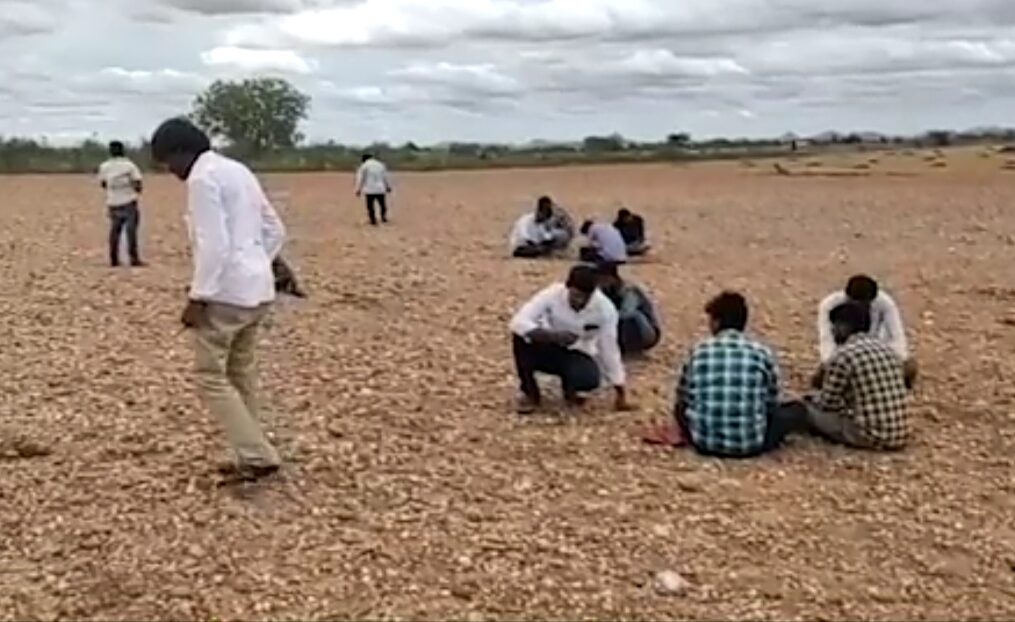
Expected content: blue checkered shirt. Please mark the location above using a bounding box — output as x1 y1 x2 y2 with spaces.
676 330 780 456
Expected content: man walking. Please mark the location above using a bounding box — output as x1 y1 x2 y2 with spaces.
150 118 285 483
97 141 145 267
355 153 392 225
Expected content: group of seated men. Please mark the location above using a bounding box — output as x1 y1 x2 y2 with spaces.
510 269 917 456
509 197 650 262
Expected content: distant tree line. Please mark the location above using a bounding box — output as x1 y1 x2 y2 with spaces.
0 77 1011 174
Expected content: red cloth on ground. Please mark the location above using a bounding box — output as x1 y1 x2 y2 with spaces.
640 421 686 447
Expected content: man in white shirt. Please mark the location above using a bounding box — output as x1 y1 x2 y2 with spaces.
509 197 575 258
151 118 285 484
510 264 633 414
814 274 917 389
97 141 145 267
579 219 628 265
355 153 392 225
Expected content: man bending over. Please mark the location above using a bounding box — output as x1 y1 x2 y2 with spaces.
614 208 650 256
510 265 632 414
579 219 628 265
815 274 916 389
594 262 661 356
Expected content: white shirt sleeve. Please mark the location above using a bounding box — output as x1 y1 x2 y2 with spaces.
259 188 286 260
129 162 143 182
817 292 840 363
596 301 626 386
355 164 365 193
510 285 556 337
187 176 230 301
879 293 909 360
382 163 392 192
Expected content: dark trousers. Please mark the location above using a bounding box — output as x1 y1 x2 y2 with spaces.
618 315 660 355
513 242 554 258
108 202 140 266
512 335 600 402
365 194 388 225
579 246 603 263
675 400 808 459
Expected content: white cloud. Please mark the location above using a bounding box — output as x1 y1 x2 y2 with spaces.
200 46 317 74
0 2 58 36
160 0 312 15
389 62 521 96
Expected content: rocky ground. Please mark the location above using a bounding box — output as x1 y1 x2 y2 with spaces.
1 156 1014 620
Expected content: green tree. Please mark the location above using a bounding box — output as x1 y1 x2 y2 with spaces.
192 78 310 155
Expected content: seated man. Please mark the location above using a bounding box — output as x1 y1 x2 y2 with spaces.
579 219 628 265
510 265 632 414
594 263 661 356
509 200 555 258
674 292 802 458
804 301 910 450
814 274 916 389
614 208 650 256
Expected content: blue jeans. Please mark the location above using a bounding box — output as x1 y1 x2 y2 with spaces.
108 201 140 266
618 313 660 354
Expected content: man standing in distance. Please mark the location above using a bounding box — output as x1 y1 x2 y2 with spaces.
355 153 392 225
97 140 145 267
151 118 285 483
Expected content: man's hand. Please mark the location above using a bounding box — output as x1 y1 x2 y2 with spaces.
614 386 637 412
355 190 362 197
528 329 578 347
181 300 208 330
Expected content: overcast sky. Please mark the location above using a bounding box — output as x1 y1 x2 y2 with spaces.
2 0 1014 145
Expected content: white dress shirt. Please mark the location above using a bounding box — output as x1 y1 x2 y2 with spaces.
186 151 286 308
818 290 909 363
586 222 628 262
97 157 142 207
356 158 392 195
509 213 553 252
510 283 626 387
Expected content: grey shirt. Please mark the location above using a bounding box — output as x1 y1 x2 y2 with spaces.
587 222 628 262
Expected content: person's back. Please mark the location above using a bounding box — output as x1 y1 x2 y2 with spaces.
679 330 778 456
357 157 390 195
581 221 628 263
187 150 279 307
615 213 645 245
818 334 909 449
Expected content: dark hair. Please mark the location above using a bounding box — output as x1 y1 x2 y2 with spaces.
150 118 210 162
537 196 553 209
617 208 632 219
705 291 749 331
829 301 872 333
845 274 879 302
108 141 125 157
580 220 594 235
565 264 598 294
362 153 374 162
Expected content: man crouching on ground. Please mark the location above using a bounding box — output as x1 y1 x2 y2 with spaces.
151 117 285 484
509 264 634 414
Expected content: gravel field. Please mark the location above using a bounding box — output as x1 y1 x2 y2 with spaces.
1 156 1014 620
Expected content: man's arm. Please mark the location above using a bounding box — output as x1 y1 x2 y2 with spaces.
817 293 839 363
259 190 286 260
880 294 909 360
817 354 851 417
596 303 629 408
509 285 555 338
382 163 392 193
354 164 364 195
187 176 230 301
130 162 143 194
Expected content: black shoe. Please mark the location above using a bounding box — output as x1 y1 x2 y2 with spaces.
131 260 147 268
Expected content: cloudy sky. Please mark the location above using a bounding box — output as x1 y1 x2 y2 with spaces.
2 0 1014 145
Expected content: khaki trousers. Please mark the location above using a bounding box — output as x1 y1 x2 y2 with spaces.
193 302 280 469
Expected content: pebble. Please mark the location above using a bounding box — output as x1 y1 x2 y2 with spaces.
652 570 690 596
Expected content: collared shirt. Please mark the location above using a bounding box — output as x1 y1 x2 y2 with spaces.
186 151 286 308
676 329 780 456
509 213 553 252
356 158 391 195
818 290 908 363
97 157 142 207
817 334 909 449
586 222 628 262
510 283 626 386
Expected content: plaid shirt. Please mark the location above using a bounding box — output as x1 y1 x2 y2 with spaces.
676 330 779 456
818 334 909 449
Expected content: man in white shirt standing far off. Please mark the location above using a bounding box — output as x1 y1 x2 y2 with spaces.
97 141 145 267
355 153 392 226
814 274 917 390
150 118 285 484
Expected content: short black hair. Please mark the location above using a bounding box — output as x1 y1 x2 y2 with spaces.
361 153 373 162
617 208 632 219
845 274 879 303
705 291 749 331
565 264 598 294
580 220 594 235
537 195 553 209
150 118 210 162
108 141 125 157
829 300 872 333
